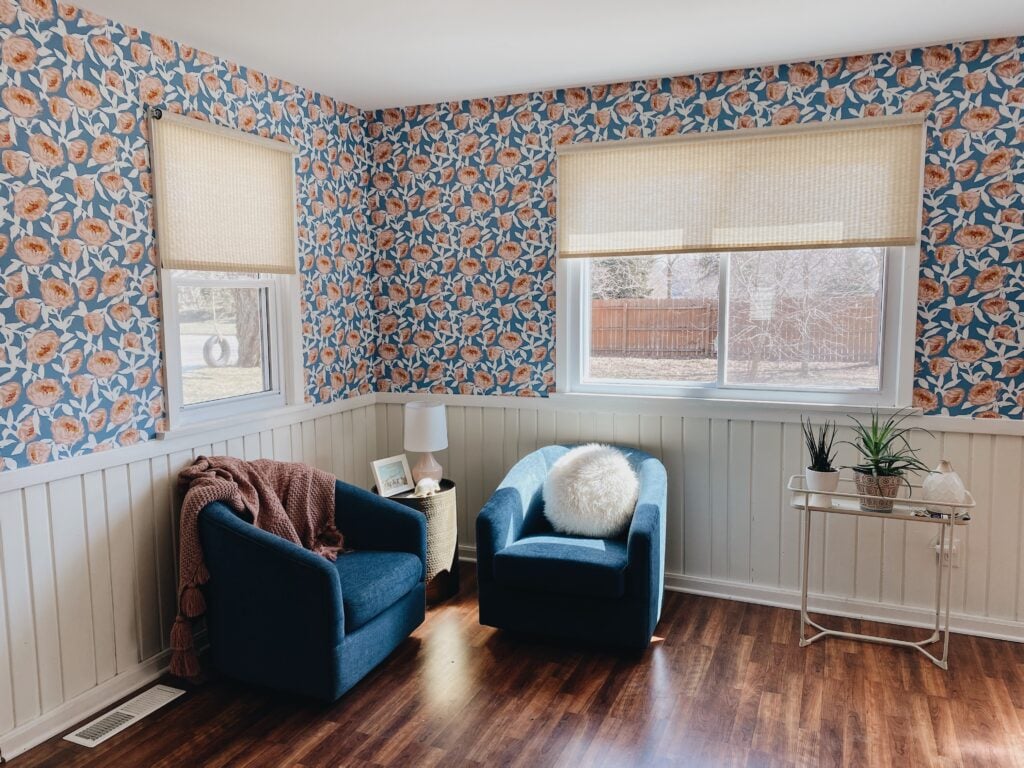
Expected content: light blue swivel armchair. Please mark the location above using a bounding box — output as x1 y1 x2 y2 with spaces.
476 445 667 650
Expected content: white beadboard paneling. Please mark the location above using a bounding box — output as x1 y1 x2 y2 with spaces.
47 476 96 700
709 419 730 582
81 471 116 685
102 464 139 675
682 416 711 578
749 422 782 587
128 461 162 661
0 499 13 735
23 484 63 712
150 456 177 648
659 415 684 576
0 490 39 726
0 392 1021 763
989 435 1022 621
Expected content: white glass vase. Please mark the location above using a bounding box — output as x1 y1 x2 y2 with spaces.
922 460 967 513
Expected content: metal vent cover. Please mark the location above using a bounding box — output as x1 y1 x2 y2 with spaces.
64 685 185 748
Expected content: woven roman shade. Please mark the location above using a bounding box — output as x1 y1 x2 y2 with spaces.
557 115 925 258
149 110 298 274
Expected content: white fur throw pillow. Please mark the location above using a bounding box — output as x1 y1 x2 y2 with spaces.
542 444 639 538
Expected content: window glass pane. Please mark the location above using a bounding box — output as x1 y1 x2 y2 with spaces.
587 254 719 383
723 248 884 391
175 284 271 406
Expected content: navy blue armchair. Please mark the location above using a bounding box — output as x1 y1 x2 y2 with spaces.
477 445 667 650
197 480 426 701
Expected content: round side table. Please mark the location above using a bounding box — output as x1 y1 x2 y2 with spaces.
373 479 459 605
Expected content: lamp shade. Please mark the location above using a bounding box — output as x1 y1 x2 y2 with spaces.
404 402 448 453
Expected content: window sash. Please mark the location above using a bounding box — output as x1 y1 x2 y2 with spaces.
560 247 913 407
160 270 287 429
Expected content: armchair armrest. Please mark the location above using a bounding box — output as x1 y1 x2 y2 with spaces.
197 501 345 653
476 451 547 582
334 481 426 575
626 457 668 634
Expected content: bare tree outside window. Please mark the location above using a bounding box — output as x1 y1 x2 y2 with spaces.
587 248 885 391
174 272 271 405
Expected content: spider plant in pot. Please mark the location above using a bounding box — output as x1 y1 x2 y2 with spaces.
801 416 839 507
845 409 931 512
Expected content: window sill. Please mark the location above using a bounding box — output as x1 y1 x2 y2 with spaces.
548 390 917 419
155 402 312 443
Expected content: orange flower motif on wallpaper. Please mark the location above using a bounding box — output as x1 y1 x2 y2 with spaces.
367 37 1023 417
0 2 372 468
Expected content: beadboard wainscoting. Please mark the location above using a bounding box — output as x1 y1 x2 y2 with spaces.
373 393 1024 644
0 396 377 761
2 391 1022 760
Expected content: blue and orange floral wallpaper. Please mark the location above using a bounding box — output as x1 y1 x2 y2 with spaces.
1 0 1022 471
366 37 1023 417
1 0 374 469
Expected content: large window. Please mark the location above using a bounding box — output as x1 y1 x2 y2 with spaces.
150 110 301 428
569 247 907 403
555 116 924 406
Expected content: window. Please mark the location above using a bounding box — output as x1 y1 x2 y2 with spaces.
150 110 302 428
160 270 288 425
555 116 924 406
563 246 912 404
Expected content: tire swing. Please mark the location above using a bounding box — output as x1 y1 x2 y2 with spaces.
202 335 231 367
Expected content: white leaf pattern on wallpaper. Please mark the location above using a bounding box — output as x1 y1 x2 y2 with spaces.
0 0 1021 472
365 39 1023 415
0 0 374 469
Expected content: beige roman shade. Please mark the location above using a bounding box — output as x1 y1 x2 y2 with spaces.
149 110 298 274
557 115 925 258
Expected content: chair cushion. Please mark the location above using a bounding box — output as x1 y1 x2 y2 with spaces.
493 535 628 598
334 551 423 631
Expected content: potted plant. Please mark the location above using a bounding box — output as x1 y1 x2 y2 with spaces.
801 416 839 507
845 409 931 512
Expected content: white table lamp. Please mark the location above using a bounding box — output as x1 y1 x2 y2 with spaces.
404 402 447 483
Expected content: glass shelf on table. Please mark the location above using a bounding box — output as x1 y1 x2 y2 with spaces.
786 474 975 524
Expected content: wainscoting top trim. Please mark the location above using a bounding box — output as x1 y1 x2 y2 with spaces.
0 393 376 494
377 392 1024 436
4 390 1019 493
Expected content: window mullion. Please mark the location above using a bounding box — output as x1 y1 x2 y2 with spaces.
716 252 729 389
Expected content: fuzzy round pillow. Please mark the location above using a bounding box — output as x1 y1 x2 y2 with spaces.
542 444 639 538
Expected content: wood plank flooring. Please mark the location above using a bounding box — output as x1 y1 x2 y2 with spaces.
13 572 1024 767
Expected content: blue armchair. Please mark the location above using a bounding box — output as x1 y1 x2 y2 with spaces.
197 480 427 701
476 445 667 650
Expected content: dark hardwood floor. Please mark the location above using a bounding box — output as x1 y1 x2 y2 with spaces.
13 572 1024 767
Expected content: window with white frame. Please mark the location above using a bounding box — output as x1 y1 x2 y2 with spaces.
149 109 301 428
556 116 925 406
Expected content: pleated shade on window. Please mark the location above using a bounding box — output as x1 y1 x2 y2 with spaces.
557 116 925 258
149 111 299 274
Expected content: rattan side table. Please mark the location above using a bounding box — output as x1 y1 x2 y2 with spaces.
374 479 459 605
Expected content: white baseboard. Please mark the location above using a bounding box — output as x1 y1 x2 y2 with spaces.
0 651 171 762
458 545 1024 644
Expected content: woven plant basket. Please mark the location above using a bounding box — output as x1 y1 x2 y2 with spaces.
854 472 902 512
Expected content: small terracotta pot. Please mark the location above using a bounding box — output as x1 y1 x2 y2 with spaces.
854 471 902 512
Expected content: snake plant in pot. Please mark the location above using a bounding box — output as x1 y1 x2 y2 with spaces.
801 416 839 507
845 409 931 512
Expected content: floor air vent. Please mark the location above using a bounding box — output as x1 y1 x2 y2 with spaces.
64 685 185 747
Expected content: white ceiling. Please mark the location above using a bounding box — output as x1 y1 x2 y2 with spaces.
82 0 1024 110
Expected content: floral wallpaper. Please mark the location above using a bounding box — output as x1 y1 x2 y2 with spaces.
2 6 1022 474
365 37 1024 418
0 0 374 469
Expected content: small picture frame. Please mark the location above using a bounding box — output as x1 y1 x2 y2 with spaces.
371 454 414 498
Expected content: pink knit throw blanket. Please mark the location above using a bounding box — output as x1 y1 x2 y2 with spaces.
170 456 343 678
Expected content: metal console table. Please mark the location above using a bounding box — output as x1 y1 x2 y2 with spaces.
787 475 975 670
